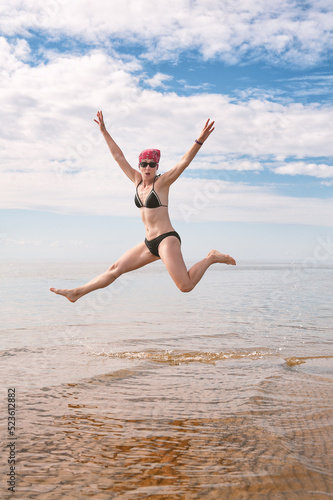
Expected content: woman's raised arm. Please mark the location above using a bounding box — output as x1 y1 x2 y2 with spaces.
94 111 140 184
162 119 215 186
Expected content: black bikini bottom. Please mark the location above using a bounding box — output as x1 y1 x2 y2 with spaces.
145 231 181 257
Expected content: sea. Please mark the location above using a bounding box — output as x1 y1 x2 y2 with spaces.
0 260 332 499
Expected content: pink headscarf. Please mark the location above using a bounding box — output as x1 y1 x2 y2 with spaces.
138 149 161 165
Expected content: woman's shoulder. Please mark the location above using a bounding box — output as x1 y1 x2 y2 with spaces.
156 172 167 183
154 173 171 195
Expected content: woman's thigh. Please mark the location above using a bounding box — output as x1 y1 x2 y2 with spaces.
158 236 190 290
113 241 159 275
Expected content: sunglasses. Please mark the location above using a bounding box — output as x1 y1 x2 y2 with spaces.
140 161 157 168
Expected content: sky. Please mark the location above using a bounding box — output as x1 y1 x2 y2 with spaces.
0 0 333 263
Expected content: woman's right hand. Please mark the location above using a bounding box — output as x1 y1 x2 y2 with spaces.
94 110 106 133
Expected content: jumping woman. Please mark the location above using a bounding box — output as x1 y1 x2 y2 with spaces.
50 111 236 302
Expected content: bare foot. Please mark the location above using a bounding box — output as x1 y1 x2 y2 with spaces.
49 287 80 303
208 249 236 266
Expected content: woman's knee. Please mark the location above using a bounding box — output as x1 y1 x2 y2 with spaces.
107 262 122 279
178 281 194 293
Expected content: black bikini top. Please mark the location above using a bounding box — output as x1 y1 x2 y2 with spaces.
134 175 168 209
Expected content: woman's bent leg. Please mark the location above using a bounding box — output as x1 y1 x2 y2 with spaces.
50 242 159 302
158 237 236 293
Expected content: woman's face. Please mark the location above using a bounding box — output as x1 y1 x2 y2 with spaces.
139 161 158 180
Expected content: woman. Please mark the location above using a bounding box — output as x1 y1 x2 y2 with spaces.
50 111 236 302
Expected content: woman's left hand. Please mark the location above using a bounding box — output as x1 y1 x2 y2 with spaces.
197 119 215 143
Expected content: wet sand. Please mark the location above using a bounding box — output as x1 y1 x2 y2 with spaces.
1 359 333 499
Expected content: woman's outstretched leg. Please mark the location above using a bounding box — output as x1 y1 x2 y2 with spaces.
50 242 159 302
158 237 236 293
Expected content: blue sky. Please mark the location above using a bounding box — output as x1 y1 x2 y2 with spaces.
1 0 333 262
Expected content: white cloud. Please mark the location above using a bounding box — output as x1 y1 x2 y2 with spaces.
1 40 333 227
274 162 333 178
284 74 333 99
189 158 263 172
2 169 332 226
1 0 332 67
179 81 213 92
146 73 173 89
1 42 332 163
0 37 30 73
170 178 333 226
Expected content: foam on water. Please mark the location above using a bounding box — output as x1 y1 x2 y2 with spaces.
91 347 278 364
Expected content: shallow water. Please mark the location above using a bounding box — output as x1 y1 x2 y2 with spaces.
1 261 333 498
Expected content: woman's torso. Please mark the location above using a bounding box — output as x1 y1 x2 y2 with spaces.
135 175 174 239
